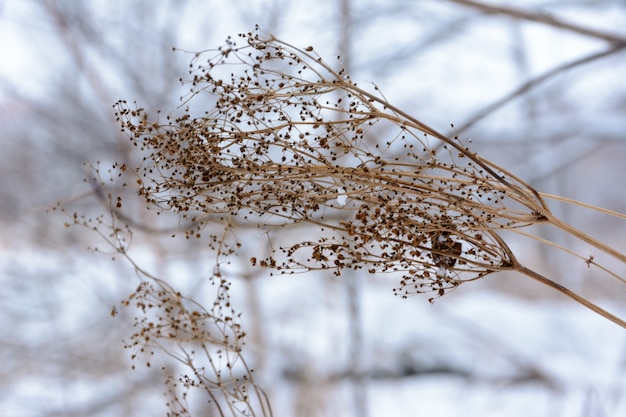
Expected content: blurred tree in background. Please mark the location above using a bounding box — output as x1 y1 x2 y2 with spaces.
1 1 625 416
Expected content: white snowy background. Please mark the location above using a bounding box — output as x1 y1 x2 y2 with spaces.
1 1 625 416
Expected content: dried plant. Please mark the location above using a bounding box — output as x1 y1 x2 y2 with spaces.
114 28 625 327
63 26 626 416
123 271 272 417
56 164 272 417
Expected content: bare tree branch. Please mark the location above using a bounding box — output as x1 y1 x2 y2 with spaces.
454 43 626 135
448 0 626 45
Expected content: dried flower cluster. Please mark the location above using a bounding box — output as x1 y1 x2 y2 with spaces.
113 29 624 328
123 275 271 417
115 32 539 298
54 26 626 417
54 164 272 416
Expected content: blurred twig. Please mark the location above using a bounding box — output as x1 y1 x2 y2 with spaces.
448 0 626 46
453 43 626 135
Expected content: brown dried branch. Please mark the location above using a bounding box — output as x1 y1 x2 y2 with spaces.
110 29 626 329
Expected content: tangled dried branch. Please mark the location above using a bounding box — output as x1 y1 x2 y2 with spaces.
54 165 272 417
112 28 625 329
124 272 272 417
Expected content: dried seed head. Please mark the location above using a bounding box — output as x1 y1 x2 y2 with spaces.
114 29 552 299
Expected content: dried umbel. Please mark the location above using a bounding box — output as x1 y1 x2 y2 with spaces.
114 28 625 327
122 274 271 417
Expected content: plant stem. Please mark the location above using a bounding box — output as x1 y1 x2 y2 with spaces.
518 265 626 329
545 213 626 264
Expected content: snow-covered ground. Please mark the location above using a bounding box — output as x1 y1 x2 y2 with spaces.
3 245 623 417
